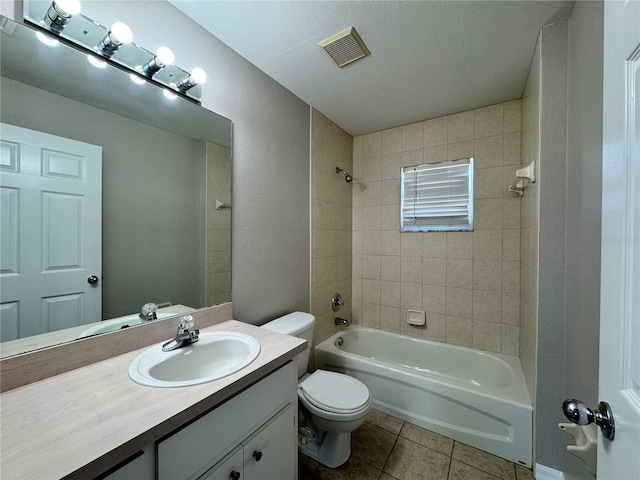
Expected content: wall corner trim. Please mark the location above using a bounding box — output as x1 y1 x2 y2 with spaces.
535 463 565 480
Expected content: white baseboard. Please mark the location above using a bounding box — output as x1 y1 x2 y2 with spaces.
535 463 565 480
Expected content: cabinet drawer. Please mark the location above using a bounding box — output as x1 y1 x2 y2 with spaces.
157 362 296 480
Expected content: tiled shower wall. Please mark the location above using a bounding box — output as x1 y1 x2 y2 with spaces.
310 109 353 348
206 141 232 306
352 101 522 355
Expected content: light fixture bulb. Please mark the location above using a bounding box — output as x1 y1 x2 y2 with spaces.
175 67 207 93
109 22 133 45
54 0 81 16
97 21 133 58
190 67 207 84
87 54 107 69
44 0 81 32
141 46 174 77
156 46 174 66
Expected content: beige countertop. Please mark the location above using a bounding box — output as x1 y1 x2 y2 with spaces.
0 320 306 480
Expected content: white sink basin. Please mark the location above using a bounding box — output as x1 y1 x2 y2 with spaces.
78 313 175 338
128 331 261 388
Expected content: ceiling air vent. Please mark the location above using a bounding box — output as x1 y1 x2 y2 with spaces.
319 27 370 68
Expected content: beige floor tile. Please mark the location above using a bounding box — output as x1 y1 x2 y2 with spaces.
379 474 397 480
384 437 450 480
351 422 398 469
515 465 535 480
400 422 454 456
448 460 502 480
314 455 382 480
300 453 320 478
452 443 515 480
366 409 405 435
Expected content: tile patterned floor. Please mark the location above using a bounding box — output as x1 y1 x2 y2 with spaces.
299 409 535 480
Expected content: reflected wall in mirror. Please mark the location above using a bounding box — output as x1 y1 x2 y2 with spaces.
0 16 232 357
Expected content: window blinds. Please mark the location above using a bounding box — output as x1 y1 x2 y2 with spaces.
401 158 473 231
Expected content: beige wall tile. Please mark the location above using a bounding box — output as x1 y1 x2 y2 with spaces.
381 281 401 307
401 148 422 167
447 259 473 288
424 145 448 164
381 127 402 155
348 101 522 355
503 100 522 134
424 117 448 147
362 302 381 328
447 232 474 259
381 256 401 282
424 313 446 342
423 257 447 286
402 122 424 151
446 316 472 347
447 111 475 143
401 256 423 284
475 104 504 138
448 140 474 161
473 320 502 352
475 135 504 169
447 287 473 318
362 131 381 157
401 282 423 310
474 230 503 259
401 233 423 256
473 260 503 291
380 305 401 332
381 152 401 180
502 324 520 355
380 231 401 256
473 289 502 322
380 179 400 205
423 232 448 257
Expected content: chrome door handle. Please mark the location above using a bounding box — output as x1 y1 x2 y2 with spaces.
562 398 615 440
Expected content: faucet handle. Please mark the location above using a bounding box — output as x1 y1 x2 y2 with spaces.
178 314 195 332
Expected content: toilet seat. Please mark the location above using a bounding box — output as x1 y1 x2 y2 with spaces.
298 370 370 414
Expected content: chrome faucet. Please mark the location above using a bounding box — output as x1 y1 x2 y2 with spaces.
334 317 351 327
162 315 199 352
139 303 158 322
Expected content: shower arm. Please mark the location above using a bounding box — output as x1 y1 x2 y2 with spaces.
335 167 353 183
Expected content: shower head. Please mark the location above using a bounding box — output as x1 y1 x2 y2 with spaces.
336 167 353 183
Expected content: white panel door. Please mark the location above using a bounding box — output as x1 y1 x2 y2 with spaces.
0 123 102 341
598 0 640 478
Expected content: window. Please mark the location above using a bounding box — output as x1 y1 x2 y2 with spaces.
400 157 474 232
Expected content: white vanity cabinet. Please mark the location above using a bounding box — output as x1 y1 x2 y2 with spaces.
157 362 297 480
201 404 295 480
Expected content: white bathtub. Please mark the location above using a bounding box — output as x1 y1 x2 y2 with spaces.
314 326 532 467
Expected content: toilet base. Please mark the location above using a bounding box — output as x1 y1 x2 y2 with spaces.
298 430 351 468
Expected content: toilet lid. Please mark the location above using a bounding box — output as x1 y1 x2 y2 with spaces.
299 370 370 414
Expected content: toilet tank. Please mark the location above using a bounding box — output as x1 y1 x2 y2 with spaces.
261 312 315 378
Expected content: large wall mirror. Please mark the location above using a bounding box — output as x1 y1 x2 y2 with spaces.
0 16 233 358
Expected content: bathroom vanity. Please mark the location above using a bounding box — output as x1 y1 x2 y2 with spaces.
0 317 306 479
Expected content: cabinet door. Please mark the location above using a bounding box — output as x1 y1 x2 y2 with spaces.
243 405 295 480
200 447 243 480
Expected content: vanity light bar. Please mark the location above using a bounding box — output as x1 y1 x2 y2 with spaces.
23 0 205 102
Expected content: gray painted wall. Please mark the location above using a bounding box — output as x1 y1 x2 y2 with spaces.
563 2 603 479
2 1 312 324
535 21 568 471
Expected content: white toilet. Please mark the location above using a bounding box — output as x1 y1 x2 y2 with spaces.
262 311 371 468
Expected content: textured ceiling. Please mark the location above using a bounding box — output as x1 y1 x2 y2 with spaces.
170 1 574 136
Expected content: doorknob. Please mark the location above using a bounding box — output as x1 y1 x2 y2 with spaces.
562 398 615 440
87 275 99 285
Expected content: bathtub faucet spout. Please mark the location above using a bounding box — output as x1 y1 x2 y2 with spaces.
335 317 351 327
